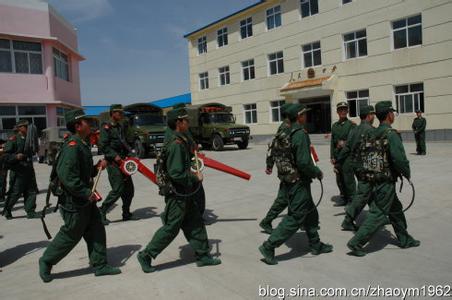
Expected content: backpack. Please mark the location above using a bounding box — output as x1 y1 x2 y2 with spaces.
267 128 302 183
154 144 175 196
356 129 393 182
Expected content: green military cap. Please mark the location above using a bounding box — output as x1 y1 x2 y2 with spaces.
337 101 349 109
172 103 187 109
286 103 311 119
167 108 189 123
65 109 92 128
280 103 293 115
16 119 29 127
375 101 397 115
415 109 422 113
110 104 124 113
359 105 375 117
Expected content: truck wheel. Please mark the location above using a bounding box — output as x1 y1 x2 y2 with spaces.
211 134 224 151
135 140 146 159
237 140 249 150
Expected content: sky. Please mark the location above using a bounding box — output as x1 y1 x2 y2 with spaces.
46 0 257 106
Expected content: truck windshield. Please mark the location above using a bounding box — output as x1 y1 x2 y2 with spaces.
209 114 235 124
134 115 165 126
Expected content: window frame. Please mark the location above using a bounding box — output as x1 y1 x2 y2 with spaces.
342 0 352 5
269 100 286 123
240 17 253 40
391 14 423 50
0 38 43 75
243 103 258 124
218 66 231 86
300 0 319 19
199 72 209 90
266 5 282 31
268 51 284 76
343 29 368 60
345 90 370 118
197 36 207 55
302 41 322 68
217 27 229 48
394 83 424 114
241 59 256 81
53 48 70 81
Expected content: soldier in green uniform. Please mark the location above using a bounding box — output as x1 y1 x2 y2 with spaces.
336 105 376 231
38 109 121 283
412 110 426 155
259 103 293 234
259 104 333 265
164 103 206 216
98 104 136 225
330 102 357 206
0 139 7 204
137 108 221 273
2 120 39 219
347 101 420 257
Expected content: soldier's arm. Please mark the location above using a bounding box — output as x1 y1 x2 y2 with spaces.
293 132 321 179
388 131 411 179
330 127 335 160
3 138 19 165
420 118 427 132
412 120 416 131
98 126 119 161
336 127 355 164
166 142 198 187
57 145 92 199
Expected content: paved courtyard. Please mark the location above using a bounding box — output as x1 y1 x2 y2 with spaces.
1 142 451 299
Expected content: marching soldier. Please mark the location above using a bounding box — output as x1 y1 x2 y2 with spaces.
336 105 376 231
137 108 221 273
39 109 121 283
330 102 356 206
412 110 426 155
0 139 7 203
347 101 420 257
259 104 333 265
259 103 293 234
2 120 39 219
98 104 136 225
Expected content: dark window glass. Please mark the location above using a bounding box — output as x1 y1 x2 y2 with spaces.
358 39 367 56
304 52 313 67
0 39 10 49
408 26 422 46
0 106 16 116
348 100 357 117
313 49 322 65
14 52 29 73
395 85 409 94
29 53 42 74
2 118 17 130
342 0 352 4
13 41 41 52
410 83 423 92
33 117 47 132
393 19 406 30
408 15 421 25
18 106 46 115
393 30 407 49
0 50 12 72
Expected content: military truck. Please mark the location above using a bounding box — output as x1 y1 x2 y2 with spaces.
99 103 166 158
186 103 250 151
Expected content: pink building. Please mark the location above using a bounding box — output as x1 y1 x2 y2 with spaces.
0 0 84 133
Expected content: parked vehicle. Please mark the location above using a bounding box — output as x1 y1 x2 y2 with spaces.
38 127 70 165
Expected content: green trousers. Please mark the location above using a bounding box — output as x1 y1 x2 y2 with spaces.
101 164 134 217
5 169 37 215
41 201 107 268
415 132 426 154
349 182 414 247
345 179 373 221
143 195 209 259
0 169 6 201
265 181 320 249
261 182 288 225
336 158 356 201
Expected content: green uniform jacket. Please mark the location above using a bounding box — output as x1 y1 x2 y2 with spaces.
99 122 130 161
375 124 411 180
166 131 199 192
266 120 291 170
291 123 321 183
330 119 356 160
337 120 374 167
412 117 426 134
3 133 34 173
57 135 98 205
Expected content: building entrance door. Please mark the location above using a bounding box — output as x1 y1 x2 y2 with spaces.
299 96 331 134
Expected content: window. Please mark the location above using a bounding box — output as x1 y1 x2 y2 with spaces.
217 27 228 48
266 6 282 30
301 0 318 18
0 39 42 74
240 17 253 39
395 83 424 114
342 0 352 4
343 29 367 59
197 36 207 55
53 48 70 81
0 106 17 130
57 107 69 127
199 72 209 90
268 51 284 75
219 66 230 86
346 90 369 117
270 100 285 122
392 15 422 49
242 59 255 81
302 41 322 68
244 103 257 124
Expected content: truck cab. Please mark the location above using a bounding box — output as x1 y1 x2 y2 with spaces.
187 103 250 151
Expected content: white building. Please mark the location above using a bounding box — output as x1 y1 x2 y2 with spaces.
184 0 452 140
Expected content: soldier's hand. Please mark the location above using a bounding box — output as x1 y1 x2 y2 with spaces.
16 153 25 161
330 159 336 165
97 159 108 170
114 155 122 164
88 193 98 202
265 168 272 175
196 172 203 182
317 171 324 181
